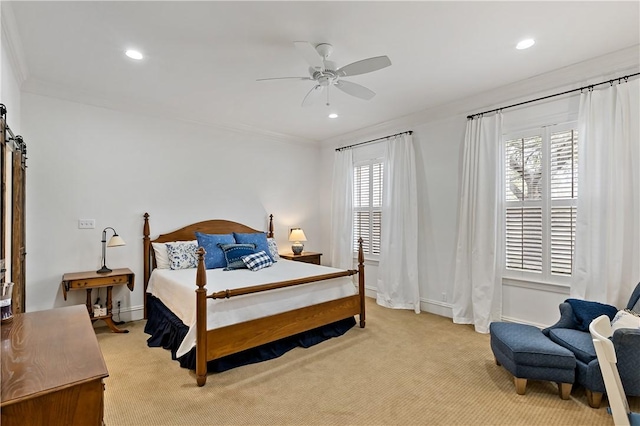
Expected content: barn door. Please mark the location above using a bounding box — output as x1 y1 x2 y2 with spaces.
1 115 6 286
11 136 26 314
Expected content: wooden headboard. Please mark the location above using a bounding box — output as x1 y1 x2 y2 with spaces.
142 212 274 317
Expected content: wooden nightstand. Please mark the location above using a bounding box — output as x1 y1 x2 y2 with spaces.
61 268 134 333
280 252 322 265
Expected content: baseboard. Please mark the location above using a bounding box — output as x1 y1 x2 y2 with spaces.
421 298 453 318
112 304 145 323
500 315 547 329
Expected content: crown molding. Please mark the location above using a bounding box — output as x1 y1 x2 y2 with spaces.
22 77 319 147
1 2 28 86
322 45 640 149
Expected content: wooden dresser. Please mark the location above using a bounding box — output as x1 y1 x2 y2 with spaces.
1 305 109 426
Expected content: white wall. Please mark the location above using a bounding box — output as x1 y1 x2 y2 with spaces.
22 93 323 319
319 46 640 327
1 13 23 286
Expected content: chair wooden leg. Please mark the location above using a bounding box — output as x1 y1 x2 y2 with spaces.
558 382 572 400
515 377 527 395
586 389 603 408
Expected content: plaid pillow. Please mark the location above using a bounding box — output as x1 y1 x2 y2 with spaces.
242 250 273 271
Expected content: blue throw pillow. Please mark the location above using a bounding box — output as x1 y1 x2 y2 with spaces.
195 232 235 269
218 243 257 270
233 232 273 261
566 298 618 331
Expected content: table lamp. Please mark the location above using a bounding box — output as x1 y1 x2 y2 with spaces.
97 227 126 274
289 228 307 255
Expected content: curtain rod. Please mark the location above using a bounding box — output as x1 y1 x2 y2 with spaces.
467 72 640 120
335 130 413 152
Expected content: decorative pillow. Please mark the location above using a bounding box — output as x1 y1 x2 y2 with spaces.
242 250 273 271
152 240 197 269
166 241 198 270
233 232 273 261
611 309 640 332
219 243 257 270
195 232 235 269
267 237 280 262
566 298 618 331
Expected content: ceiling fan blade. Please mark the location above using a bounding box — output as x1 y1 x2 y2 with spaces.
337 56 392 77
294 41 325 71
301 85 324 107
335 80 376 100
256 77 311 81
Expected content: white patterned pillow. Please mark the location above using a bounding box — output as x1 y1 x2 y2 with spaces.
267 237 280 262
152 240 197 269
611 309 640 332
166 241 199 270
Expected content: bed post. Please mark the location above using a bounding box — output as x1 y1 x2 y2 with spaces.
143 213 150 319
195 247 208 387
267 214 274 238
358 237 365 328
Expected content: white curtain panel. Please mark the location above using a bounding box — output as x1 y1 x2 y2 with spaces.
330 149 354 271
572 79 640 306
376 133 420 313
452 113 503 333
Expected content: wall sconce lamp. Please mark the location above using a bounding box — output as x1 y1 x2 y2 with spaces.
97 227 126 274
288 228 307 255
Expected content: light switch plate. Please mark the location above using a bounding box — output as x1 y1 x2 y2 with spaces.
78 219 95 229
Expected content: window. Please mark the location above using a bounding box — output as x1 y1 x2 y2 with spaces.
504 123 578 282
353 160 383 257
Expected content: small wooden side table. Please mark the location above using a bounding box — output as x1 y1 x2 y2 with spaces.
62 268 134 333
280 252 322 265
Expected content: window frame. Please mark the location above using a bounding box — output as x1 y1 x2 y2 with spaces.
502 121 578 286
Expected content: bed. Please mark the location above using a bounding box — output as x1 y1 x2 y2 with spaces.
142 213 365 386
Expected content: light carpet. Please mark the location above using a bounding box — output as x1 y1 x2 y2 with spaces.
96 298 639 425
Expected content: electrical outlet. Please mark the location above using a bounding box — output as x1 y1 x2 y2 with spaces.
117 300 121 309
442 292 447 302
78 219 95 229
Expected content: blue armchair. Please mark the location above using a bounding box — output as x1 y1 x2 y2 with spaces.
542 282 640 408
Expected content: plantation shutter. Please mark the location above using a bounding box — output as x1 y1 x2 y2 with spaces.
353 161 383 255
503 125 578 281
505 207 542 272
549 129 578 276
505 136 543 273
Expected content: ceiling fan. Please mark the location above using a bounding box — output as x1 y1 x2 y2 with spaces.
257 42 392 107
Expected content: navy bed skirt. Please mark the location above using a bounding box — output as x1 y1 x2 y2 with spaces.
144 294 356 372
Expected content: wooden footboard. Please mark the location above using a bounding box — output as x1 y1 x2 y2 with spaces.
194 240 365 386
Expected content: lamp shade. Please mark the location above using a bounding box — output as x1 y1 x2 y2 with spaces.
288 228 307 242
107 235 126 247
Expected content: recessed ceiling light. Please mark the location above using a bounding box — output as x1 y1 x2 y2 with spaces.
516 39 535 50
125 49 143 60
328 113 338 119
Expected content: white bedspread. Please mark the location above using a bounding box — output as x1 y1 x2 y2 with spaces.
147 260 357 357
